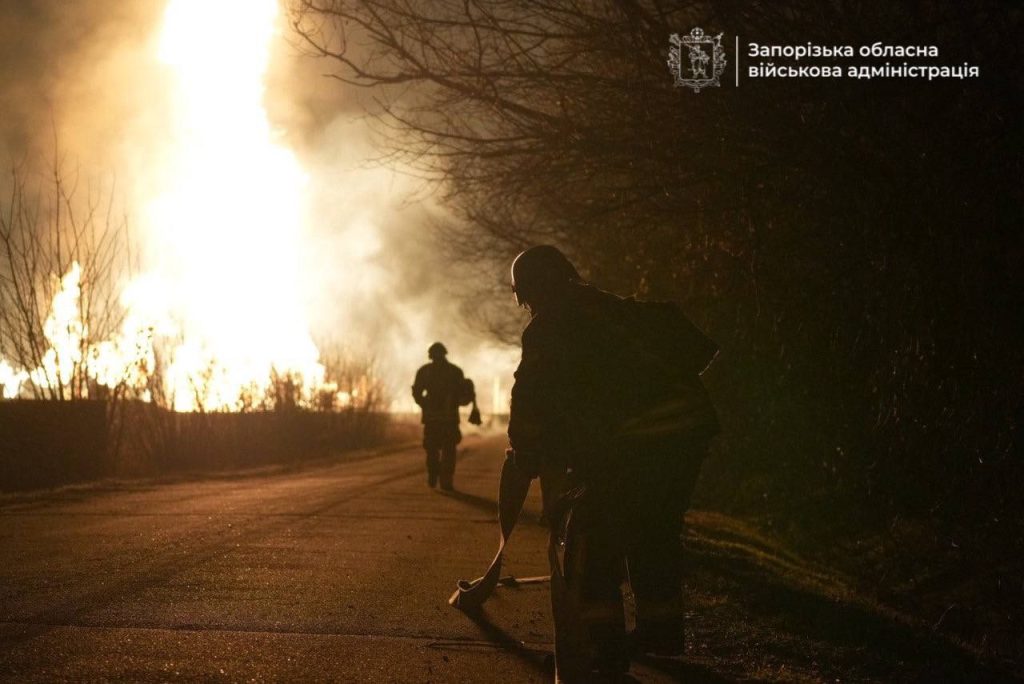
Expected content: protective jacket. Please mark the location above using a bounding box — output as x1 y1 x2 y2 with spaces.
508 282 718 477
412 360 466 425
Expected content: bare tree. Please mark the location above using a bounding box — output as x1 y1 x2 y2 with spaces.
315 343 388 413
291 0 1022 566
0 157 147 403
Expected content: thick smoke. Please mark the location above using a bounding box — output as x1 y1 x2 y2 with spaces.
0 0 521 412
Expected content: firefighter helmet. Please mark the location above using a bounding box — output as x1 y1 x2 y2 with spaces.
428 342 448 360
510 245 582 307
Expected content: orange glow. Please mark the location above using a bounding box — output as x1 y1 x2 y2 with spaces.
0 0 344 410
138 0 326 410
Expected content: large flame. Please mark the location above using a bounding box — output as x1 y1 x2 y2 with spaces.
141 0 325 410
0 0 339 410
29 263 85 393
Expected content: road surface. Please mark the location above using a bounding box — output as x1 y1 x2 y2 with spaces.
0 435 675 682
0 435 1009 682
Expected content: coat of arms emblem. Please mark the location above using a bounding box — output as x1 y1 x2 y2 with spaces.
668 28 726 92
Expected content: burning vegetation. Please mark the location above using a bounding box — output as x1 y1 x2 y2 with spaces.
0 0 379 413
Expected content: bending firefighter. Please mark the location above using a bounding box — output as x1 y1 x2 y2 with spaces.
506 246 719 681
412 342 481 491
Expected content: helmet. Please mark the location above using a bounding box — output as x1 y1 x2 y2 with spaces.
511 245 581 307
510 245 582 307
427 342 448 360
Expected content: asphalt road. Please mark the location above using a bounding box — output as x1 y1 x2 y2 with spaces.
0 434 682 683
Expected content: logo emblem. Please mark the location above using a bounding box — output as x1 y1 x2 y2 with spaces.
668 28 726 92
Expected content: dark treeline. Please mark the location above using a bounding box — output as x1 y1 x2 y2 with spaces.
294 0 1022 648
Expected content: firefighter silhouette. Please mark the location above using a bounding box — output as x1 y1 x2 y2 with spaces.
506 245 719 681
412 342 479 490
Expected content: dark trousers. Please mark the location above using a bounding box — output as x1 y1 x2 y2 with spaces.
575 438 707 659
425 443 457 488
423 421 461 489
